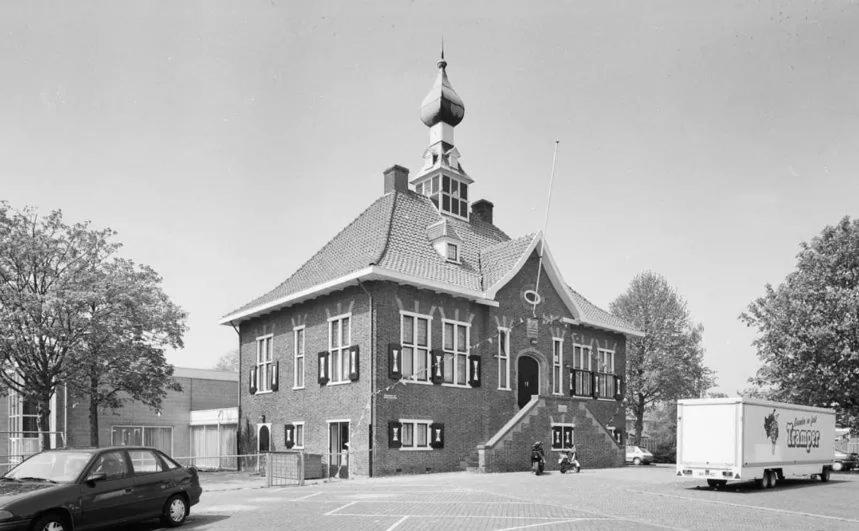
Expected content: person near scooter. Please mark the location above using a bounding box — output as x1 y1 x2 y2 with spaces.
531 441 546 475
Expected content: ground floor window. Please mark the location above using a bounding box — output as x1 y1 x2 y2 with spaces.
8 391 40 460
111 426 174 456
400 419 431 450
329 420 350 478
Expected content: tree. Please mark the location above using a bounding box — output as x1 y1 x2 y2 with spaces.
0 203 116 449
741 216 859 430
610 272 714 446
64 258 186 446
214 348 239 372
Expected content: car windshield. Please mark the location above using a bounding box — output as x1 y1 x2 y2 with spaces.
3 452 92 483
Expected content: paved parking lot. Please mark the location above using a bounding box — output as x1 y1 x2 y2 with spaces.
133 465 859 530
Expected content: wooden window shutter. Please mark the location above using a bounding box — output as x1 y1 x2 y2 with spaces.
348 346 360 381
318 351 329 385
429 422 445 449
271 361 279 391
430 350 444 384
551 426 563 449
284 424 295 449
388 420 402 449
249 366 257 395
388 343 402 380
468 355 481 387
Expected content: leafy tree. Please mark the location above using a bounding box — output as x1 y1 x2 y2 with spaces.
0 203 116 449
64 258 186 446
214 348 239 372
610 272 714 446
741 216 859 429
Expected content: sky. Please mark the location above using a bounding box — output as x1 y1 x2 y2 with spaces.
2 1 858 395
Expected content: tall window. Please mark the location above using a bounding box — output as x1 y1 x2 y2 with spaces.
443 320 469 385
401 312 431 381
293 422 305 449
111 426 173 455
293 326 305 389
328 315 352 384
598 348 615 373
256 334 273 392
552 338 563 395
573 344 592 371
8 391 40 459
497 328 510 390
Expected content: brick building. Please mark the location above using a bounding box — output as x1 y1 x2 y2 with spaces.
1 367 237 466
221 53 642 477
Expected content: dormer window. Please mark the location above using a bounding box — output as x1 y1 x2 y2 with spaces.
446 242 459 263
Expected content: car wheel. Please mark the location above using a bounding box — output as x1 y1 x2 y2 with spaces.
31 512 69 531
633 457 641 466
161 494 189 527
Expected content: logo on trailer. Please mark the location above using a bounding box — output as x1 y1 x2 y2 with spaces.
763 409 779 454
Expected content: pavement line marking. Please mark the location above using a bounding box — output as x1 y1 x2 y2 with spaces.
625 488 859 524
324 501 356 516
332 513 599 520
290 491 322 501
385 515 410 531
495 518 603 531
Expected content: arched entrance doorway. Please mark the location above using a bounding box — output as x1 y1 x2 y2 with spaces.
517 355 539 408
258 425 270 453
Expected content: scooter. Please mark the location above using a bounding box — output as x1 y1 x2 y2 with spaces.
558 450 581 473
531 448 545 475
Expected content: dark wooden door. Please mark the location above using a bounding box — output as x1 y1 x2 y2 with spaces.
517 356 539 408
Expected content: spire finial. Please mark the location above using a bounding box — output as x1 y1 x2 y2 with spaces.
437 38 447 69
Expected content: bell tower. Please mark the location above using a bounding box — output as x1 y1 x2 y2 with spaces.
412 50 473 220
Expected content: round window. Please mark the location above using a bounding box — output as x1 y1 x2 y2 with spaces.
523 290 542 305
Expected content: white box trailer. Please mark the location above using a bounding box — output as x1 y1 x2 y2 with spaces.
676 397 835 488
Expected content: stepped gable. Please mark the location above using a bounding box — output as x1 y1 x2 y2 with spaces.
228 193 396 316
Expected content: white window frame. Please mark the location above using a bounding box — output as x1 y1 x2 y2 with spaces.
439 175 469 220
398 418 433 451
446 242 460 263
327 314 352 385
573 344 592 371
256 334 274 393
497 327 511 390
597 348 615 374
442 319 470 387
111 425 175 456
291 421 305 449
293 326 305 389
550 422 575 452
400 311 432 383
552 337 563 395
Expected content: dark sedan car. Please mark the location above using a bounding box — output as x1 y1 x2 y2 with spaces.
0 446 201 531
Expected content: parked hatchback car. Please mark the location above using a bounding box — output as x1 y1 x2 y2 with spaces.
0 446 201 530
626 445 654 465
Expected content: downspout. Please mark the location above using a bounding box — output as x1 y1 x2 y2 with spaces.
356 279 374 477
63 384 68 448
230 321 241 469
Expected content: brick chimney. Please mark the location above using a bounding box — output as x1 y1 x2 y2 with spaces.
471 199 494 224
383 165 410 193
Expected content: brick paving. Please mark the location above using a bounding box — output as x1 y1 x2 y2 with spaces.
128 465 859 530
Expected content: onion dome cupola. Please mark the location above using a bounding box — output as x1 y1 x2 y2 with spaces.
412 50 473 220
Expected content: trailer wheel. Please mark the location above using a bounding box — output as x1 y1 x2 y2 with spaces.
820 467 830 482
706 479 726 489
767 470 777 488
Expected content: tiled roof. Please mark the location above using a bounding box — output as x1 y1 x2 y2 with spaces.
568 287 642 337
223 189 642 337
